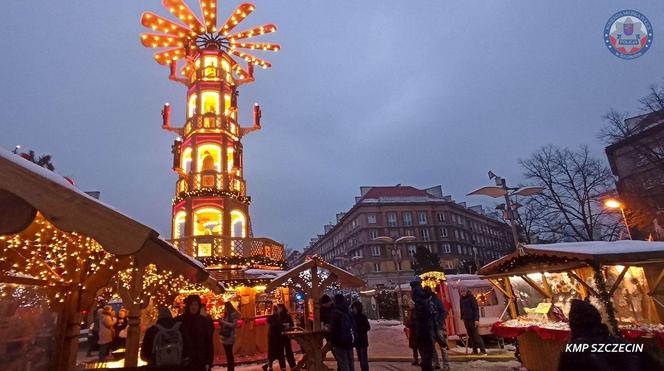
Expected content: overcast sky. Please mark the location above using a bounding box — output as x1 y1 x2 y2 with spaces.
1 1 662 251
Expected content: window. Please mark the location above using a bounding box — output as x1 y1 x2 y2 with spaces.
369 230 379 240
405 229 413 237
201 91 220 114
373 263 381 272
371 246 381 256
437 212 445 222
441 243 451 253
187 94 198 117
403 212 413 226
387 213 397 227
395 261 402 271
421 228 430 241
173 211 186 239
352 249 363 258
418 211 427 225
367 214 377 224
407 245 417 256
230 210 246 238
194 207 222 236
351 218 359 229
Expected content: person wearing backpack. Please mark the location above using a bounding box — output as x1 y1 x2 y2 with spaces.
176 294 214 371
330 294 356 371
141 307 185 370
351 301 370 371
220 301 240 371
424 286 449 371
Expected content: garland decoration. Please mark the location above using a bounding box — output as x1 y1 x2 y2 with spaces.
173 188 251 205
197 255 287 269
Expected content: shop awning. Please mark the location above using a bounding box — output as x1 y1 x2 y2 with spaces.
0 147 218 288
479 240 664 278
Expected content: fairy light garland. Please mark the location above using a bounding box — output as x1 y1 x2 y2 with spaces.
0 214 119 307
172 188 251 205
197 255 286 269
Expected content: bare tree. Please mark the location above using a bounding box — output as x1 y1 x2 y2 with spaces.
520 145 621 242
598 80 664 237
512 197 548 243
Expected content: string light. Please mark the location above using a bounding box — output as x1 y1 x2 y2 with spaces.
173 188 251 205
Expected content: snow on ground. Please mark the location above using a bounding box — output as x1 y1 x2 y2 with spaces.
368 319 410 357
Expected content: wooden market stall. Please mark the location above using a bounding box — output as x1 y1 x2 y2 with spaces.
479 241 664 371
0 147 221 371
264 256 364 371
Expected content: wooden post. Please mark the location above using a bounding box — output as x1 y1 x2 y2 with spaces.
592 263 621 336
502 278 518 318
121 265 146 368
55 256 85 371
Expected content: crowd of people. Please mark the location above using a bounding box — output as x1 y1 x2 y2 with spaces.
86 297 129 363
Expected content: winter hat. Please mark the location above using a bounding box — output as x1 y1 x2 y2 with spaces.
157 307 172 320
568 299 608 338
410 276 422 288
333 293 347 308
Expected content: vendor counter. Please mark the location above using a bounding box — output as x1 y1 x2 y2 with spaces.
492 320 664 371
213 315 270 357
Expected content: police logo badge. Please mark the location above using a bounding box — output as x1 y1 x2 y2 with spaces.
604 10 653 59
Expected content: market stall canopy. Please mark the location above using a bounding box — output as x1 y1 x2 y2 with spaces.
0 147 219 288
265 256 364 292
479 240 664 278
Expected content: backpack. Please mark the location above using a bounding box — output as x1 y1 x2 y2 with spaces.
153 322 183 366
428 300 442 330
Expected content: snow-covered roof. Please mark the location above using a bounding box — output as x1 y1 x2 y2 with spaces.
524 240 664 256
244 269 286 279
479 240 664 277
0 146 217 287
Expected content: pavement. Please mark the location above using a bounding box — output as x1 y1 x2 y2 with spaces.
225 359 522 370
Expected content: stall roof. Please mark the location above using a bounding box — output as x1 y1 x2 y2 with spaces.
265 257 364 292
479 240 664 278
0 147 218 287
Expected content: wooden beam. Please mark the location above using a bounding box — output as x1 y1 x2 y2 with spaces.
502 277 518 318
519 275 552 300
568 270 600 298
648 268 664 295
609 266 630 296
0 275 50 286
489 279 510 298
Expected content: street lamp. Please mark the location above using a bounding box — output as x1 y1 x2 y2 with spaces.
467 171 544 249
604 198 633 240
373 235 416 320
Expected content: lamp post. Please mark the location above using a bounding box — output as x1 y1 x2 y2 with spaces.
605 198 633 240
467 171 544 250
373 235 416 320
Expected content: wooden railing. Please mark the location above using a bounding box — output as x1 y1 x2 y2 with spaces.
170 235 285 261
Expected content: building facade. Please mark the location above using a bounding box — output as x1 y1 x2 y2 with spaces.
301 185 514 288
605 111 664 240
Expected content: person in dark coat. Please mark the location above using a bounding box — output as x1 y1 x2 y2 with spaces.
424 286 450 371
330 294 356 371
277 304 297 369
176 295 214 371
458 285 486 355
558 299 653 371
319 294 334 360
351 301 371 371
412 278 434 371
405 299 420 365
264 305 286 371
141 307 186 370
